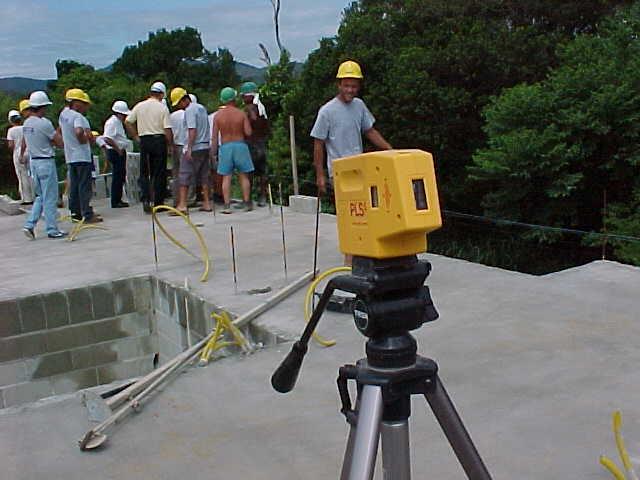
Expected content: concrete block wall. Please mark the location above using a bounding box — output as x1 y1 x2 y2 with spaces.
0 276 157 408
0 274 285 408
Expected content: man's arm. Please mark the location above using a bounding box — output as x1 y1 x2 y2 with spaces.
211 120 220 160
51 130 63 148
364 128 392 150
103 137 124 155
243 113 252 139
183 128 196 162
164 128 173 149
313 138 327 194
125 122 139 143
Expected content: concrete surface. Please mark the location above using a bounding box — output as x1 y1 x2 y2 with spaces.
1 199 639 479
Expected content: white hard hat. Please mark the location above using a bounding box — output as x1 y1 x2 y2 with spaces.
189 93 197 103
150 81 166 94
7 109 20 121
28 91 52 108
111 100 131 115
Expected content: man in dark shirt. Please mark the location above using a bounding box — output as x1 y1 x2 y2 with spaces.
240 82 270 207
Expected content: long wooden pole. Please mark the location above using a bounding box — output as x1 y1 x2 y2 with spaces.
289 115 299 196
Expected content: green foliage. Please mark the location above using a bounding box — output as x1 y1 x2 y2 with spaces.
471 2 640 261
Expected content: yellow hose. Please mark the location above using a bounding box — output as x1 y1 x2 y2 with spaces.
64 217 108 242
613 411 638 480
199 311 250 365
304 266 352 347
151 205 211 282
600 456 627 480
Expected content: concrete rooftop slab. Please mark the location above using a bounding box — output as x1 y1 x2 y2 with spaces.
1 200 640 479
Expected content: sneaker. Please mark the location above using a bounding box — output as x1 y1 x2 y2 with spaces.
221 204 232 214
112 202 129 208
84 216 104 224
23 227 35 240
143 202 152 214
48 231 68 239
257 197 267 207
243 201 254 212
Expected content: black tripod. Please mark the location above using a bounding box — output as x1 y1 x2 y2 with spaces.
272 255 492 480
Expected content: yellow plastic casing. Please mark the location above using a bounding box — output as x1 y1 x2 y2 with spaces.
333 149 442 259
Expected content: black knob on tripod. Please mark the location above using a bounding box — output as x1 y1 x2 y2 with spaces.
271 341 308 393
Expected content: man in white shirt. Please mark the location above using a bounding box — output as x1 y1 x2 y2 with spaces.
103 100 131 208
169 93 187 206
126 81 173 213
6 109 34 204
21 91 66 239
59 88 101 223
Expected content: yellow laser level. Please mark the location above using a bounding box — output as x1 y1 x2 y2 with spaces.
332 149 441 258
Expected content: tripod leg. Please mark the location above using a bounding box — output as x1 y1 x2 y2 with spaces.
340 422 357 480
345 385 383 480
424 375 492 480
381 420 411 480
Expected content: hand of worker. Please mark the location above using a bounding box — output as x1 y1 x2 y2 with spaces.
183 148 192 163
317 175 326 195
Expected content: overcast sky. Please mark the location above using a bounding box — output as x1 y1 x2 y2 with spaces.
0 0 351 79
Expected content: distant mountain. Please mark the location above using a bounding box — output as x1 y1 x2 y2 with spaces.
234 61 304 83
0 77 50 95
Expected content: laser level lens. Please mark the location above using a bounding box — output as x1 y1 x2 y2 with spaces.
370 186 379 208
412 179 428 210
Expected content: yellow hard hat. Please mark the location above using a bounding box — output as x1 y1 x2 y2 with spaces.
18 99 30 112
170 87 188 107
66 88 92 104
336 60 363 79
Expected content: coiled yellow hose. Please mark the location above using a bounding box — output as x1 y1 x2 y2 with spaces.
304 266 352 347
151 205 211 282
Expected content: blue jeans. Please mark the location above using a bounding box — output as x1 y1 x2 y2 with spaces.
24 158 60 235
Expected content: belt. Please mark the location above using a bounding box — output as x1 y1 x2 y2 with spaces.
140 134 165 138
31 156 54 160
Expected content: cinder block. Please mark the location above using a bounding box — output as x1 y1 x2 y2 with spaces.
30 351 73 379
91 318 128 344
16 332 48 358
119 312 151 336
116 335 157 360
67 287 93 324
174 289 187 327
51 367 98 395
43 291 69 329
0 300 21 337
0 361 26 385
0 338 20 363
133 276 152 312
289 195 319 214
70 343 118 370
18 295 46 333
96 356 154 384
157 331 182 359
90 283 115 320
113 279 135 315
155 312 182 345
46 324 92 353
2 378 53 407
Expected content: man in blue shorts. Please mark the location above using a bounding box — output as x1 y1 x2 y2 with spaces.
211 87 254 214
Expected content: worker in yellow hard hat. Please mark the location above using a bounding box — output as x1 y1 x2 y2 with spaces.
59 87 102 223
310 60 392 267
310 60 392 196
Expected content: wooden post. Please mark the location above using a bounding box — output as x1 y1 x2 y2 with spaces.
289 115 299 195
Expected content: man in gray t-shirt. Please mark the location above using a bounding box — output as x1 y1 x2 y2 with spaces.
310 60 392 195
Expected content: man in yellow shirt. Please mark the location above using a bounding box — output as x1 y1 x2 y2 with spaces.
126 81 173 213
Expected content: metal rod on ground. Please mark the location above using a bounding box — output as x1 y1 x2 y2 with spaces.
184 277 192 348
230 225 238 293
78 270 315 450
289 115 299 196
278 183 288 280
312 190 321 280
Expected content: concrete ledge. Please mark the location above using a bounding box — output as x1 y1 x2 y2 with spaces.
0 195 23 216
288 195 319 214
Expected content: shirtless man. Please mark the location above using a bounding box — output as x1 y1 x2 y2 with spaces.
211 87 253 214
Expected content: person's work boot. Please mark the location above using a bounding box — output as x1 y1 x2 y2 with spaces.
243 201 254 212
48 230 68 239
257 196 267 207
112 202 129 208
84 216 104 224
143 202 152 214
23 227 35 240
221 204 232 214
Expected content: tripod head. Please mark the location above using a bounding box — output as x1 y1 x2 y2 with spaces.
271 254 438 393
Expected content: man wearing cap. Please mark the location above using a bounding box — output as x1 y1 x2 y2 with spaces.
6 109 34 204
102 100 132 208
311 60 392 195
240 82 270 207
59 88 101 223
170 88 212 213
126 81 173 213
212 87 254 213
21 91 66 239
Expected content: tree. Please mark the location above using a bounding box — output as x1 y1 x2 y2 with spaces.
470 2 640 262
